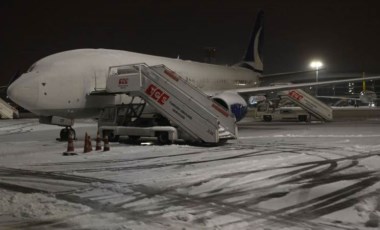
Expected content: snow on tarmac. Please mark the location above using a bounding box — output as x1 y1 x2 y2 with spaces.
1 118 380 229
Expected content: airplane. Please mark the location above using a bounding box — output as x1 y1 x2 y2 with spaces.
6 11 380 141
317 74 378 107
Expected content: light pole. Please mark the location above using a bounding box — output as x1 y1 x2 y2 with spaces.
310 61 323 95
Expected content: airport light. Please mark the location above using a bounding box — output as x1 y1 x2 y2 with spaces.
310 61 323 82
310 61 323 95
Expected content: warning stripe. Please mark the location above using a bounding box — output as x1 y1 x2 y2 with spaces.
212 103 229 117
164 69 179 82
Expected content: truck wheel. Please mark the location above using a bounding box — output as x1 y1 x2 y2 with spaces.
128 135 140 142
157 132 171 145
298 115 308 122
263 115 272 122
108 134 120 142
218 139 228 144
103 131 119 142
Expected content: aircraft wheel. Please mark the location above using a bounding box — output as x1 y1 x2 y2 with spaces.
60 127 76 141
263 115 272 122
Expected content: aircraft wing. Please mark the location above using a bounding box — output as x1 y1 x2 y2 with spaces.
316 95 380 102
232 75 380 95
316 95 359 100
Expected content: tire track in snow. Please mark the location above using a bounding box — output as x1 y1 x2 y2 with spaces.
36 144 328 174
1 146 379 229
0 167 115 193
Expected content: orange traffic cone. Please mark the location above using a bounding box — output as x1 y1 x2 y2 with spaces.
83 132 90 153
63 133 76 156
95 131 102 151
87 135 93 152
103 135 110 152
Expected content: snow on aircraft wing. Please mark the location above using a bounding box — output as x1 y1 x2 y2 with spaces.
232 75 380 95
316 95 360 100
316 95 380 101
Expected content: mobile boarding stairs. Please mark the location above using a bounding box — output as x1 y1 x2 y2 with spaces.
0 98 18 119
278 89 333 122
93 63 238 144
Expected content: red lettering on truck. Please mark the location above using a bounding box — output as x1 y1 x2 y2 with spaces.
118 78 128 86
145 84 170 105
288 90 303 101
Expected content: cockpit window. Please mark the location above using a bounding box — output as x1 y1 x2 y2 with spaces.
27 63 36 72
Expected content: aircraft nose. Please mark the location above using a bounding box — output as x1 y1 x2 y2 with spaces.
7 74 39 111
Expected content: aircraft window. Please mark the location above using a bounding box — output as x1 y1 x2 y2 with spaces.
27 63 37 72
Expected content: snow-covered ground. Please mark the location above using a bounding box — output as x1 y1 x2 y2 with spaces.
1 118 380 229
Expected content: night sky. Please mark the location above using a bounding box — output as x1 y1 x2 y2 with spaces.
1 0 380 86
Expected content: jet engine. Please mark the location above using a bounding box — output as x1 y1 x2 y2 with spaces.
212 92 248 121
359 90 377 104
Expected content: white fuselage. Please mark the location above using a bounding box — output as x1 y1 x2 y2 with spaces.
7 49 260 118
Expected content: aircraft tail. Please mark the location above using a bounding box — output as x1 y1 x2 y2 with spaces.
362 72 366 91
238 10 264 73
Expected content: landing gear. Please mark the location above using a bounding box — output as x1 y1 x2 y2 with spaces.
59 127 76 141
